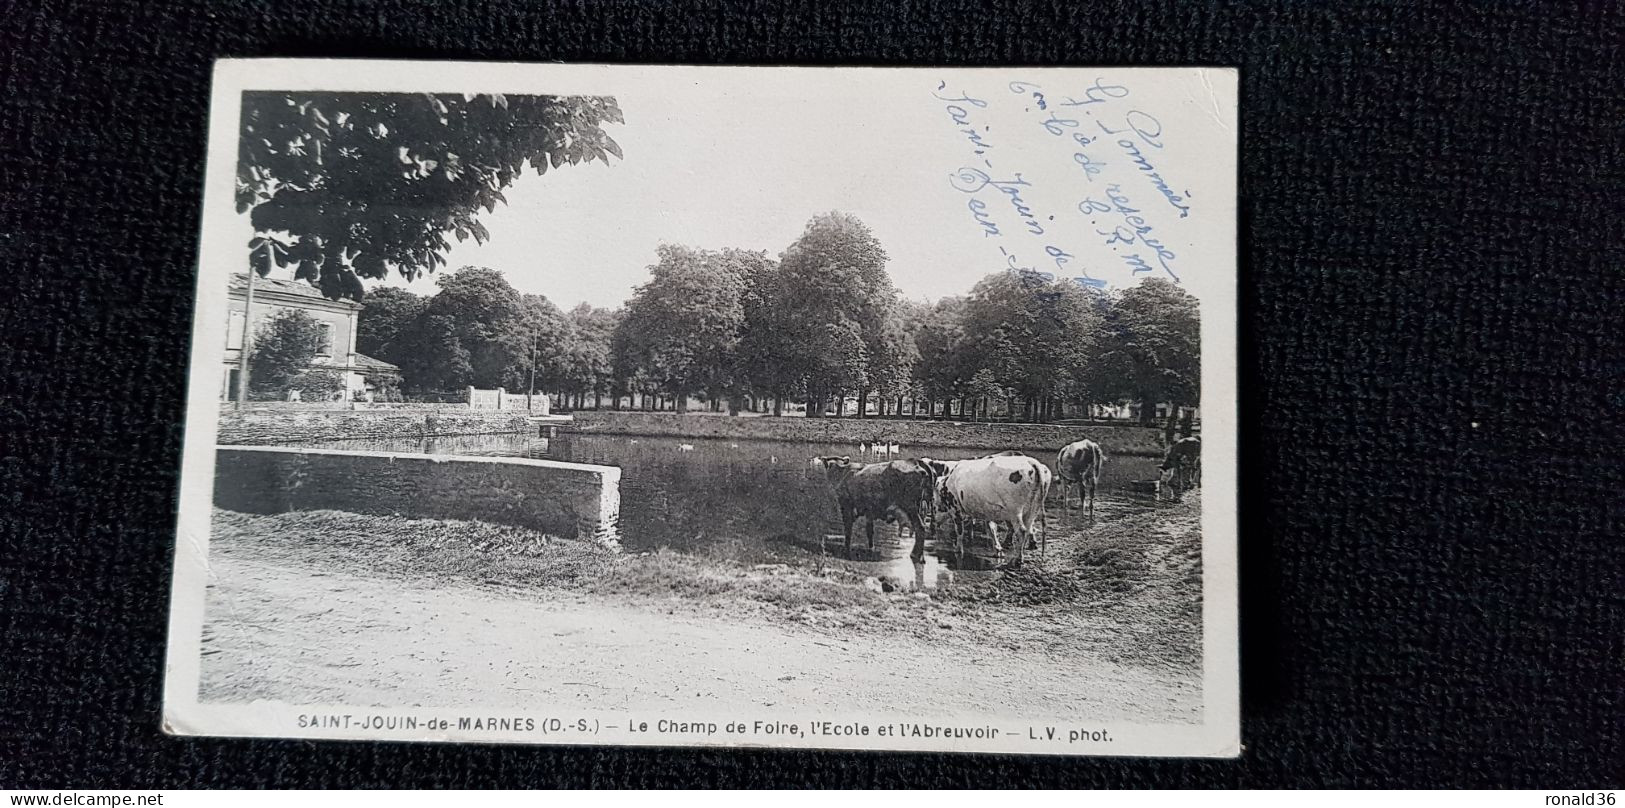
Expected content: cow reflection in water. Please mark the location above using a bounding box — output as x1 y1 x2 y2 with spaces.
809 456 937 561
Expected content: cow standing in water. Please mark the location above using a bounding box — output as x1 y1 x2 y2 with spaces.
1159 436 1202 501
810 457 937 561
921 453 1051 568
1056 439 1107 517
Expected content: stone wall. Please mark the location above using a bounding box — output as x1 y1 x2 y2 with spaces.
568 411 1171 456
217 409 536 445
213 446 620 548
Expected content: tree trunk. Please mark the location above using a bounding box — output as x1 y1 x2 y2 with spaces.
773 395 783 417
856 390 867 419
1164 400 1180 446
836 397 846 417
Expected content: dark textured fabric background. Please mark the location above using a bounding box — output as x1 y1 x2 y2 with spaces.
2 0 1621 789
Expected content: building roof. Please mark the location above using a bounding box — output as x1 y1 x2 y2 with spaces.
352 352 401 372
228 273 362 309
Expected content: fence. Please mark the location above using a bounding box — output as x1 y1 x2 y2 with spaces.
467 387 551 413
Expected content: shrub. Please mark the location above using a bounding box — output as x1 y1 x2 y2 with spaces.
249 310 326 392
287 370 347 401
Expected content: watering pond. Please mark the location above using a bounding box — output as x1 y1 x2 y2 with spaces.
303 431 1167 590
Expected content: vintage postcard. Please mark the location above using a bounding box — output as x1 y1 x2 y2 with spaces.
165 59 1239 758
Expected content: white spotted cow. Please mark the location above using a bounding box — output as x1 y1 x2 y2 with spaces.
922 453 1052 568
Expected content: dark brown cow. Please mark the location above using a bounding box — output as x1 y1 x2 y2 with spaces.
1159 436 1202 500
1056 439 1107 517
811 457 938 561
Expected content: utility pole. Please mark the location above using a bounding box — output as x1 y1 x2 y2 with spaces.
236 259 258 411
527 336 538 411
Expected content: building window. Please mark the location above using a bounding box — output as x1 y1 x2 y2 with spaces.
316 322 334 356
227 310 245 348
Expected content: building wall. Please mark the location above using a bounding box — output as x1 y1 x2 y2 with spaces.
213 446 621 548
223 299 356 366
222 291 363 398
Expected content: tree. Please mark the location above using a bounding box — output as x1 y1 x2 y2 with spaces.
286 369 348 401
502 293 574 398
249 310 326 392
562 303 622 408
959 269 1106 422
911 296 973 416
1095 277 1200 425
614 245 749 414
392 313 471 392
237 92 624 300
738 257 797 415
355 286 426 363
773 212 895 417
418 266 525 388
709 249 777 413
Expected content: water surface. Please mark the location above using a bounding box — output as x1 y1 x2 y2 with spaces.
305 431 1164 589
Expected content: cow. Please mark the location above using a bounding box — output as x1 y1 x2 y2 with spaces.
1159 436 1202 500
922 453 1051 568
810 457 938 561
921 455 1045 553
1055 439 1107 517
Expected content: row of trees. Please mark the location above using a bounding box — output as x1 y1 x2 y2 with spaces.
357 268 618 406
356 212 1199 423
231 92 1195 422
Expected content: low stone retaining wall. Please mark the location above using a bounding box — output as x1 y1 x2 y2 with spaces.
213 446 621 548
568 411 1171 456
228 402 474 411
217 409 536 445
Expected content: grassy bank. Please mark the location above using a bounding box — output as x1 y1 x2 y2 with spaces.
570 410 1173 456
210 497 1202 671
209 509 910 628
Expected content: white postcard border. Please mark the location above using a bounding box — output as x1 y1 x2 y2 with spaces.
163 58 1240 759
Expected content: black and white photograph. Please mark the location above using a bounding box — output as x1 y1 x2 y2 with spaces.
164 60 1239 757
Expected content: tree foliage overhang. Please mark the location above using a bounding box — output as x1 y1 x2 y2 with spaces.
237 92 624 301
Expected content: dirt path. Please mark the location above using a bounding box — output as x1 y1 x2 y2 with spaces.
200 550 1199 723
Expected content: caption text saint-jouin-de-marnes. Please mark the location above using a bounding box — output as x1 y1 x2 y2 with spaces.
297 712 1114 745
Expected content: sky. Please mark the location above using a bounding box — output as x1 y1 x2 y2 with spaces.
230 68 1235 311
